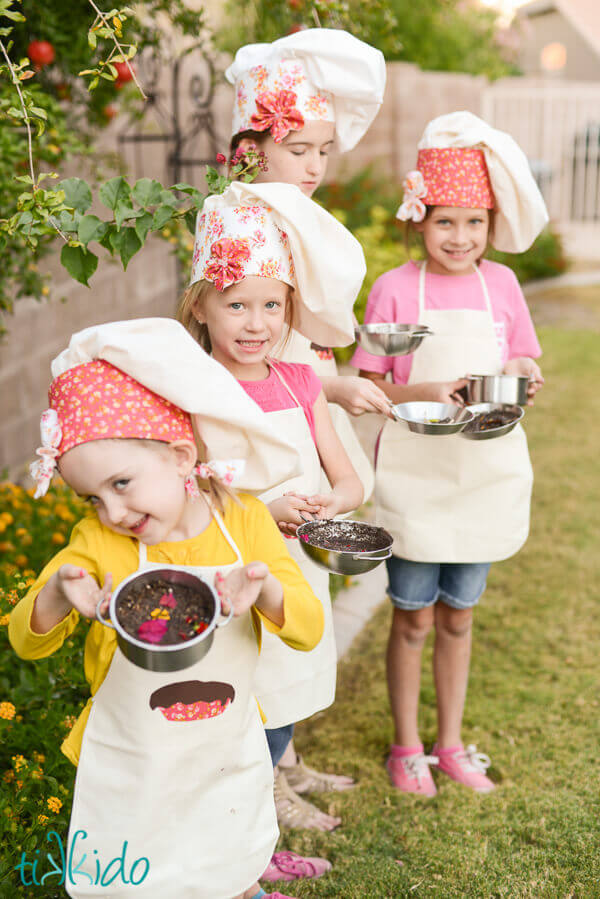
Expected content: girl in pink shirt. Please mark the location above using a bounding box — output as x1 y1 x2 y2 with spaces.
352 112 548 798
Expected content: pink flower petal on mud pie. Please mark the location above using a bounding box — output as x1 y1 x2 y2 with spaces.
159 592 177 609
138 619 168 644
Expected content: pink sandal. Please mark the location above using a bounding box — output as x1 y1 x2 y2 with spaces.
262 850 332 882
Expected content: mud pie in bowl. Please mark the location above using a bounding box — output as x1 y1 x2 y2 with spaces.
149 680 235 722
96 567 233 672
296 519 393 575
459 403 524 440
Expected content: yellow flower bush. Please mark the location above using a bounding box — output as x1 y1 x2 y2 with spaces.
0 701 16 719
47 796 63 813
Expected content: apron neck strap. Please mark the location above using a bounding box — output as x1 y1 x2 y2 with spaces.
418 260 493 318
137 496 244 567
267 359 302 409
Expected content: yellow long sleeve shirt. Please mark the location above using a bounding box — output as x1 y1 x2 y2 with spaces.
9 493 324 766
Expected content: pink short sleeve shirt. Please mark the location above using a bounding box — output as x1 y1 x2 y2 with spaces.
351 259 541 384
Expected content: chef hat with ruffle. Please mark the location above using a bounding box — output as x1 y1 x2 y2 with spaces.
225 28 386 152
190 181 365 348
30 318 301 496
396 111 549 253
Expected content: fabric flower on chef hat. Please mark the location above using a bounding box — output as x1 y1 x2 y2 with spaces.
226 29 385 153
204 238 252 291
396 170 428 223
250 89 305 143
29 409 62 499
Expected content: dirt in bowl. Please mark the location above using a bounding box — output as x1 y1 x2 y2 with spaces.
463 409 520 433
116 577 214 646
300 520 392 553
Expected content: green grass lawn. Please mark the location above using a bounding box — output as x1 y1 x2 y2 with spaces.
283 326 600 898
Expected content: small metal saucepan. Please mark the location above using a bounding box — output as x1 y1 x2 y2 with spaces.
354 323 432 357
96 567 233 672
462 374 535 406
296 519 393 575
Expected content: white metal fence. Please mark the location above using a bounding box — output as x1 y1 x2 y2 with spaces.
482 81 600 223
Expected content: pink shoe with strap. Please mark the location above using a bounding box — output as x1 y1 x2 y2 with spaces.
433 743 495 793
261 851 332 882
386 744 439 797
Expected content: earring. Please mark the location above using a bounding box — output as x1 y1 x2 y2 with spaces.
184 473 200 501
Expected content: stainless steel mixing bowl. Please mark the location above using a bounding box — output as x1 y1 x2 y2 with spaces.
354 323 432 356
390 402 473 435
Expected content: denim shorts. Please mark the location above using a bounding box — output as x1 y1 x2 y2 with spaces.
386 556 491 611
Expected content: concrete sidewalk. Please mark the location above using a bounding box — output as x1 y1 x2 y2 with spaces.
332 564 388 659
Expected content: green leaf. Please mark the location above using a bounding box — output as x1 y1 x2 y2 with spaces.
99 226 117 255
99 176 131 212
159 189 178 207
78 214 106 246
115 227 141 270
134 211 153 244
152 205 175 230
88 31 97 49
60 245 98 286
184 209 197 235
132 178 162 208
59 178 92 214
114 201 142 229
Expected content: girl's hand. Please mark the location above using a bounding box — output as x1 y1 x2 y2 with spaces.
504 357 544 406
268 493 320 536
215 563 277 618
417 379 469 405
324 375 393 417
304 492 344 521
52 565 113 620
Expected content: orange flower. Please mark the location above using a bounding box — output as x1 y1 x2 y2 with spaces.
12 754 27 771
37 814 49 825
14 555 28 568
0 614 10 626
47 796 63 813
51 533 66 545
0 702 16 720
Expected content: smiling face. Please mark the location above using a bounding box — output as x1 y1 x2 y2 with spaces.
239 120 335 196
193 275 290 379
59 439 200 545
415 206 491 276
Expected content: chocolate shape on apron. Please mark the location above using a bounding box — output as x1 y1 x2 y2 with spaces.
66 504 277 899
253 361 336 729
279 328 375 504
375 262 533 563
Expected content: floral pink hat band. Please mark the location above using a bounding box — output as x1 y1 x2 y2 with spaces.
30 360 195 498
397 148 495 223
232 57 334 144
191 199 295 291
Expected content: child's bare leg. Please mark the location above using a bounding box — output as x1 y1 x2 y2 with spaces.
386 605 434 745
433 603 473 747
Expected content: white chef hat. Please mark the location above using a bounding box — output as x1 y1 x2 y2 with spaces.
404 111 549 253
225 28 386 152
48 318 301 493
190 181 365 348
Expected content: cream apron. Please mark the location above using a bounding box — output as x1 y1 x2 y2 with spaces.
280 328 375 503
66 504 277 899
375 262 533 563
253 361 336 729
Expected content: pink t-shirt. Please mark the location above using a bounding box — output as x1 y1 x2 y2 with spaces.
351 259 541 384
238 361 322 444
